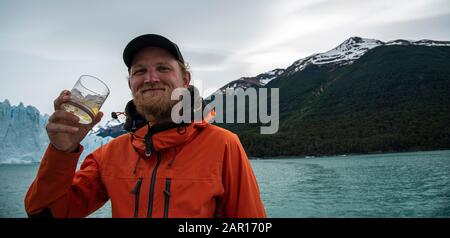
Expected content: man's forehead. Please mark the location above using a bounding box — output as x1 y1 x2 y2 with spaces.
131 47 177 66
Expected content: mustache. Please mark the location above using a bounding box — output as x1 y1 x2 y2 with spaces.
138 83 168 93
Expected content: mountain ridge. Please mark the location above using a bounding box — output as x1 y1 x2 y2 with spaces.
218 41 450 156
217 37 450 93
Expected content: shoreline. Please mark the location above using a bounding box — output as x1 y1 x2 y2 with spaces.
249 148 450 160
2 148 450 164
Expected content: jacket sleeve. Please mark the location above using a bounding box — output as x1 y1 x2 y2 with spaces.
219 134 267 218
24 144 109 218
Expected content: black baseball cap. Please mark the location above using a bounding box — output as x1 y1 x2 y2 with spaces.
123 34 185 69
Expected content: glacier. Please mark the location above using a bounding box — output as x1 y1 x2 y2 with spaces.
0 100 113 164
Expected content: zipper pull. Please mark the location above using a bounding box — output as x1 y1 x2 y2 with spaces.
163 189 171 197
145 136 152 157
144 128 153 157
130 178 143 194
164 177 171 197
163 177 172 218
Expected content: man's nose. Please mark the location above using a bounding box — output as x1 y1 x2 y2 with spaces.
144 69 160 83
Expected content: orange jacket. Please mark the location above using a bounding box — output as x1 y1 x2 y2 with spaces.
25 121 266 218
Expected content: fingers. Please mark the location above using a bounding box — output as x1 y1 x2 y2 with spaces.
46 122 79 134
54 90 71 111
48 110 80 124
46 110 80 134
78 111 104 130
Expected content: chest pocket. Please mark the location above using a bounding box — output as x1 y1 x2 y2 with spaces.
165 177 222 218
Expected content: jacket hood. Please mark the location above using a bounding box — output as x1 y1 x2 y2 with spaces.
123 100 147 133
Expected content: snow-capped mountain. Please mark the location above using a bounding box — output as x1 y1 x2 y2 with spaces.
284 37 450 77
216 68 285 94
0 100 113 164
216 37 450 92
285 37 384 75
218 36 450 157
386 39 450 47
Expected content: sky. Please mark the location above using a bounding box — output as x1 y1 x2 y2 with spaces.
1 0 449 125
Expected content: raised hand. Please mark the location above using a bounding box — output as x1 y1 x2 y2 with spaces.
46 90 103 153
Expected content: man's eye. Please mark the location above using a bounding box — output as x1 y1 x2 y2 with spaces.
133 69 146 75
158 66 170 72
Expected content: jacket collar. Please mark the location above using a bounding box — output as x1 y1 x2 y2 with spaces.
131 120 209 153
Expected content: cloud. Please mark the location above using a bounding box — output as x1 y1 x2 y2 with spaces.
184 51 227 68
360 13 450 42
1 0 449 118
228 0 450 76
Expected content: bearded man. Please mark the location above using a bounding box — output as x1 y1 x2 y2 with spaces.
24 34 266 218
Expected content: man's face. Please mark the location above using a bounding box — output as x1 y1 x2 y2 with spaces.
129 47 190 121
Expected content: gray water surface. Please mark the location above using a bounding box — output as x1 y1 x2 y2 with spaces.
1 150 449 218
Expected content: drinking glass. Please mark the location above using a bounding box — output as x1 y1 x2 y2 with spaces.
62 75 110 124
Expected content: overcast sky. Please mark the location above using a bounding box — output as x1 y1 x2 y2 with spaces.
1 0 449 124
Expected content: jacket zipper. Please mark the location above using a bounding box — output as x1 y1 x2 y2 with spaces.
130 177 143 218
163 177 172 218
147 152 162 218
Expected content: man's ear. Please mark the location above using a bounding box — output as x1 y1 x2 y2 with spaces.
184 71 191 87
128 76 131 89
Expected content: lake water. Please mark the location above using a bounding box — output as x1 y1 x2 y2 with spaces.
1 150 449 218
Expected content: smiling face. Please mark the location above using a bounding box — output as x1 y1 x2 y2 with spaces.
129 47 190 122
